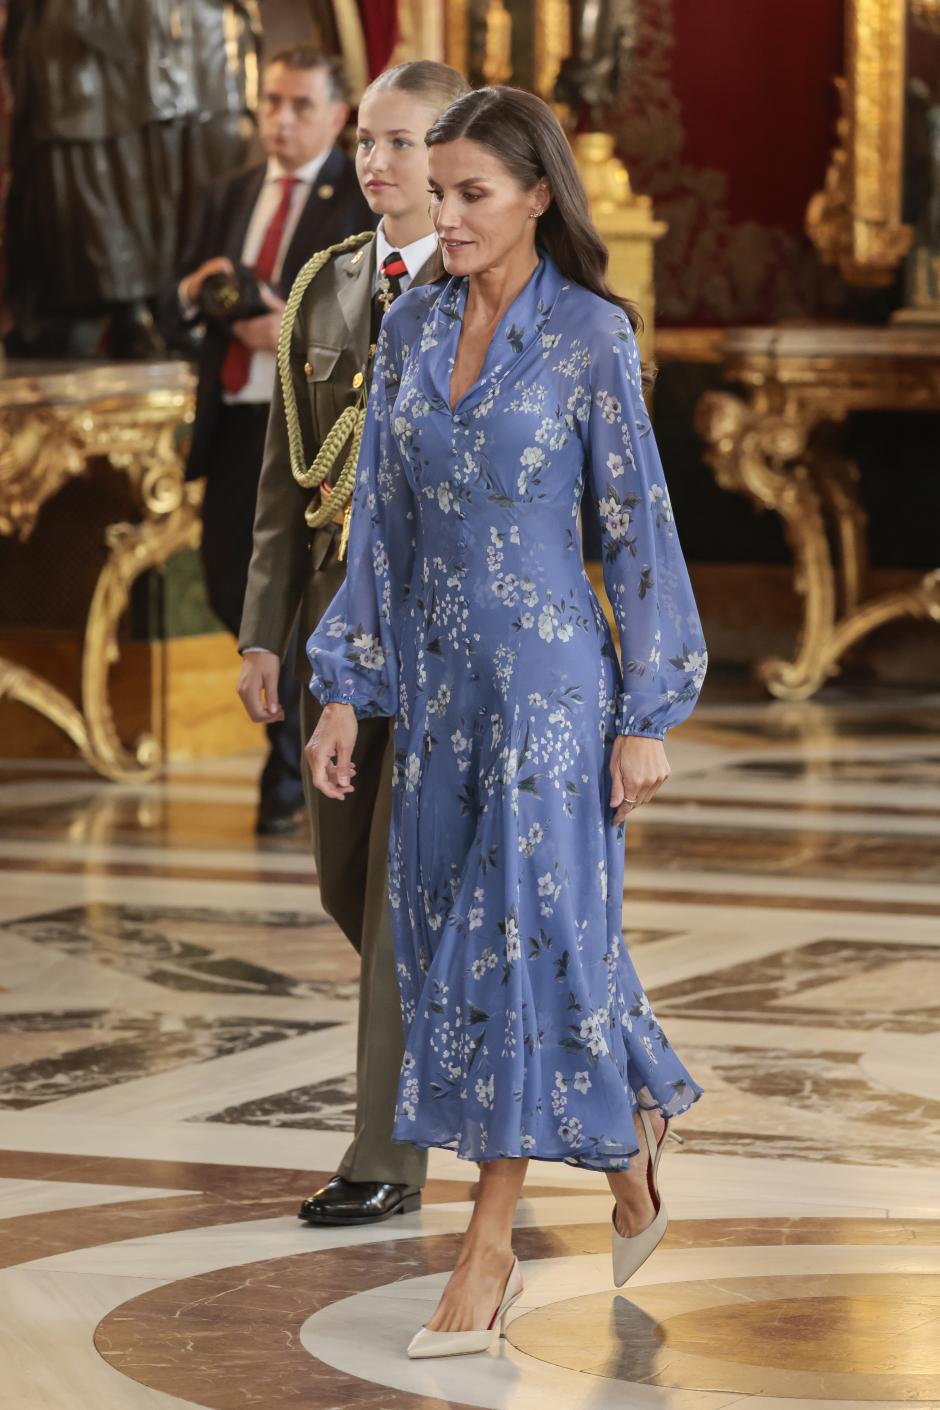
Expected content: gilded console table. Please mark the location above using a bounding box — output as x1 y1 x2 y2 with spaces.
0 360 198 780
695 326 940 700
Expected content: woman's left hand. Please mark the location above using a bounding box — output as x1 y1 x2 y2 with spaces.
610 736 671 826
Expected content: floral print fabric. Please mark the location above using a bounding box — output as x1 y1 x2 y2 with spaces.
307 252 707 1168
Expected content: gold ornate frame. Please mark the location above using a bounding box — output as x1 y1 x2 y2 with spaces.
807 0 913 286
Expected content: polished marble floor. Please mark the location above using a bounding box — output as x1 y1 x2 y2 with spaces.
1 673 939 1409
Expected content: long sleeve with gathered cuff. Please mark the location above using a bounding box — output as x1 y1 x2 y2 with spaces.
581 308 707 741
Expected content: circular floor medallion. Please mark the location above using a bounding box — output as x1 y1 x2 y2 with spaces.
506 1271 940 1400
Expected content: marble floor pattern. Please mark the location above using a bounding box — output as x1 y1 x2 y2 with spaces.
0 672 939 1409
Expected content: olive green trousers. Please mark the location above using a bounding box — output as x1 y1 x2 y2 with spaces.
300 557 427 1189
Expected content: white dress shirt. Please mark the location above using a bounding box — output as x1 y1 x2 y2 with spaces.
227 150 333 405
373 220 440 295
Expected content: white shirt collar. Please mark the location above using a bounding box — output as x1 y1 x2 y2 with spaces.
374 219 440 286
266 148 332 187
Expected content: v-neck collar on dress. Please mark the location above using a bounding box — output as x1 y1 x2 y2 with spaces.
422 249 566 418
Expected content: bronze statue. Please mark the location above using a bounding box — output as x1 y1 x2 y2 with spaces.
901 75 940 318
3 0 261 358
554 0 637 127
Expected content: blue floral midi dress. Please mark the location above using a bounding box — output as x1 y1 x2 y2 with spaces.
307 252 708 1169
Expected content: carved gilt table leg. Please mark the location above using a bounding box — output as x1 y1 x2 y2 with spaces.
694 390 840 700
0 407 102 768
81 476 203 782
809 447 869 617
0 473 202 783
818 567 940 677
0 659 102 772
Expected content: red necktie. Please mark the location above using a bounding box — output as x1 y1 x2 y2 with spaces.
220 175 299 395
371 251 407 341
381 250 407 282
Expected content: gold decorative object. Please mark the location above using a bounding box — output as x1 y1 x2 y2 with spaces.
443 0 469 77
572 131 666 359
911 0 940 33
483 0 513 85
386 0 445 66
573 130 636 214
807 0 913 286
695 325 940 700
0 408 87 540
331 0 370 102
0 360 200 780
534 0 571 100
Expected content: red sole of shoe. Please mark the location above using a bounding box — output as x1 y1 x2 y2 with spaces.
645 1118 667 1207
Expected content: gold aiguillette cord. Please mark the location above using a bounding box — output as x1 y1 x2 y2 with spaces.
338 502 353 561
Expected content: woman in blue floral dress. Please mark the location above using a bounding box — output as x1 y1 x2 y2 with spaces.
305 86 707 1356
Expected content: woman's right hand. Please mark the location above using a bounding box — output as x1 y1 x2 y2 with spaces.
305 702 358 800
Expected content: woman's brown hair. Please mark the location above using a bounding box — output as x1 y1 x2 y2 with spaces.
425 85 643 336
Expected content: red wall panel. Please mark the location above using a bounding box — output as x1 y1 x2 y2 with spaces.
670 0 843 233
618 0 848 324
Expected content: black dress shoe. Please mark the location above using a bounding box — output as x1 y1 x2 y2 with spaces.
298 1175 422 1225
256 806 303 837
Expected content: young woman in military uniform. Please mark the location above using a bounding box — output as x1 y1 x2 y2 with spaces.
236 60 469 1226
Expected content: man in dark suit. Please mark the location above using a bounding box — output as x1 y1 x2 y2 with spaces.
178 45 375 834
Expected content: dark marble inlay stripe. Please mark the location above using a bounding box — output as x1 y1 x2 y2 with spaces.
200 1075 359 1131
651 937 939 1033
0 1192 271 1271
0 856 313 884
624 885 940 916
0 1149 331 1192
704 709 940 739
0 796 315 859
666 795 940 820
680 1031 940 1171
0 1012 338 1109
668 1127 938 1168
93 1218 940 1410
624 822 940 884
0 766 100 783
4 856 936 916
4 903 348 997
729 752 940 778
0 1011 108 1032
0 1149 583 1270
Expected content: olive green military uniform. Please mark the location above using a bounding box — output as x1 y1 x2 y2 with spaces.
239 235 442 1187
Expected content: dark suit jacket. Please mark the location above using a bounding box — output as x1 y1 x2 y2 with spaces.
179 145 376 479
238 235 445 679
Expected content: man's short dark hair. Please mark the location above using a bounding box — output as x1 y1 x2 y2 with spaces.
266 46 348 104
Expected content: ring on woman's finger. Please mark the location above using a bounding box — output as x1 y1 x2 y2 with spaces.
624 797 639 805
